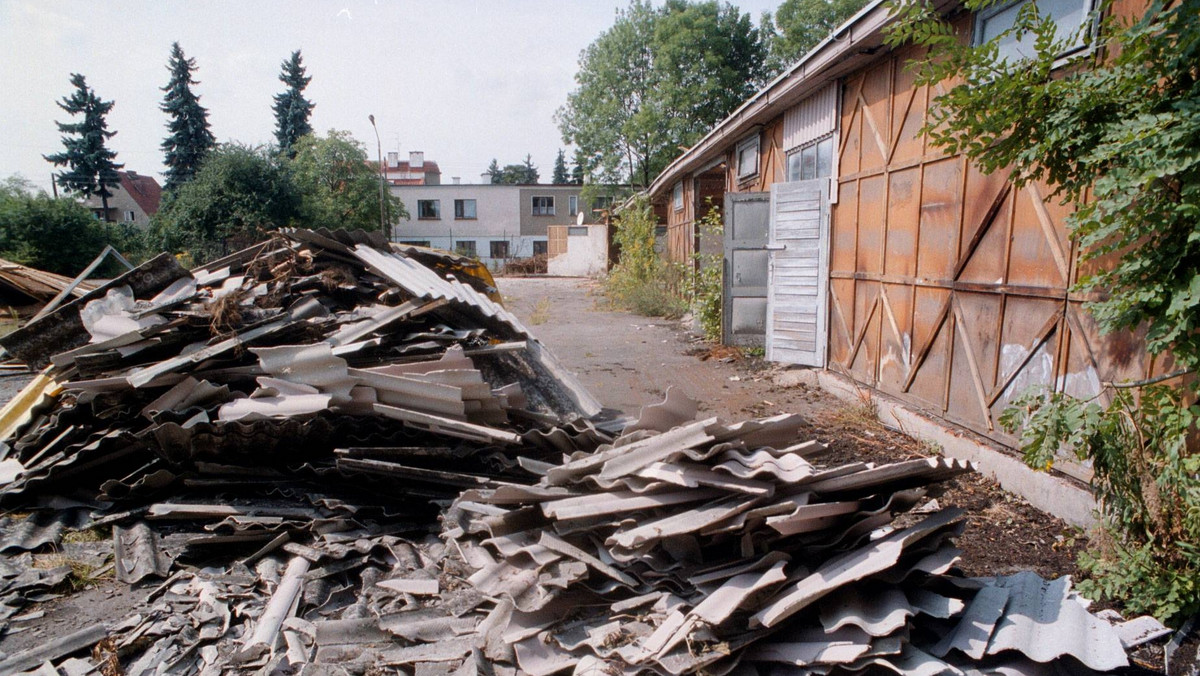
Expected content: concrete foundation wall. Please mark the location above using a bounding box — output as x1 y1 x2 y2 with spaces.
775 367 1099 528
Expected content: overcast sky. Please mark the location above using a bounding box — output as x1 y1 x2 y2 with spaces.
1 0 783 193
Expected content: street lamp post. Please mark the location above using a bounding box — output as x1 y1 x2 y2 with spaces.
368 115 389 240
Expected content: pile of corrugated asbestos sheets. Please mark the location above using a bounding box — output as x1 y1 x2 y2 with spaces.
0 230 1160 675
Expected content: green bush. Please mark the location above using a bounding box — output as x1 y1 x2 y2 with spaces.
0 176 136 275
605 196 687 318
686 199 723 341
1001 385 1200 624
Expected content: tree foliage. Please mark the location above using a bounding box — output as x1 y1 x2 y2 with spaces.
0 176 132 276
886 0 1200 623
1000 386 1200 624
273 50 315 156
552 149 569 184
291 130 407 231
762 0 871 73
152 144 301 261
44 73 123 219
161 43 215 192
558 0 767 187
489 154 540 184
570 148 587 185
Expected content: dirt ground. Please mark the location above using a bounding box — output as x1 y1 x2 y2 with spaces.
0 275 1093 661
498 275 1089 581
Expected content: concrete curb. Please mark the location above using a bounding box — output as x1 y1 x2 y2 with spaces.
775 367 1098 529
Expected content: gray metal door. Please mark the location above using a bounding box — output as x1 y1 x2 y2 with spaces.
766 180 830 366
722 192 770 347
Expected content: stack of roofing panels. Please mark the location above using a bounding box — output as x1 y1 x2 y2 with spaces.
0 231 1153 674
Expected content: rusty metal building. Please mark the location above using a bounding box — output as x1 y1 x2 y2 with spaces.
647 0 1161 451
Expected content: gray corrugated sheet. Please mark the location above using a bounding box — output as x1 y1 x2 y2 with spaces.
0 253 188 368
985 572 1128 671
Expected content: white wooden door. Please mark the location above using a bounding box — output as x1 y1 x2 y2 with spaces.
766 180 830 366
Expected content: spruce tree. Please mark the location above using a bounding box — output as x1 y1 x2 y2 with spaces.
570 149 587 185
272 50 315 156
551 149 569 184
161 42 215 192
44 73 123 220
486 158 501 183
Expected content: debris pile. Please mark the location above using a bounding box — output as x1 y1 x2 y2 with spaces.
441 405 1139 675
0 231 1159 674
0 229 603 509
0 257 98 311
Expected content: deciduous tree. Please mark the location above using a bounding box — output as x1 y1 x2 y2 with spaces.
44 73 123 220
153 144 301 261
273 50 315 156
290 130 407 231
0 176 128 275
161 42 216 192
558 0 767 187
762 0 870 73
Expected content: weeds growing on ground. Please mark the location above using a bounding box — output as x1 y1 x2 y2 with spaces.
604 197 687 319
34 551 110 592
529 298 552 325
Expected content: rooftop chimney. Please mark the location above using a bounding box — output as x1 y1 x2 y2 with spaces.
480 172 493 185
409 151 424 169
386 151 399 168
452 177 461 185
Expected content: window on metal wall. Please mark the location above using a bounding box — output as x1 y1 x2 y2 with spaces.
489 240 509 259
975 0 1094 64
417 199 440 219
787 135 835 182
454 199 476 219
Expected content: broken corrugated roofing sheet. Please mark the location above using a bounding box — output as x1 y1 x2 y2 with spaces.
0 231 1151 674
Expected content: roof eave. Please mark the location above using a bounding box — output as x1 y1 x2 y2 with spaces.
647 0 940 198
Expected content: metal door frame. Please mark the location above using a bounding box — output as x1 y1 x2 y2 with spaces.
722 192 770 346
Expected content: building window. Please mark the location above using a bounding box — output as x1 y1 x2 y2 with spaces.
489 240 510 259
787 134 835 182
975 0 1093 63
455 240 477 257
672 182 684 211
592 195 612 211
454 199 476 220
400 240 431 247
569 195 579 216
532 196 555 216
736 135 759 179
533 241 548 255
417 199 440 220
568 226 588 236
123 210 136 222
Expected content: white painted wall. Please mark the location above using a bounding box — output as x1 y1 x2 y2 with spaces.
390 184 546 270
548 225 608 277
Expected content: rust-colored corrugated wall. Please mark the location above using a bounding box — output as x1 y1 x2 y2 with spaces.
829 38 1163 450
